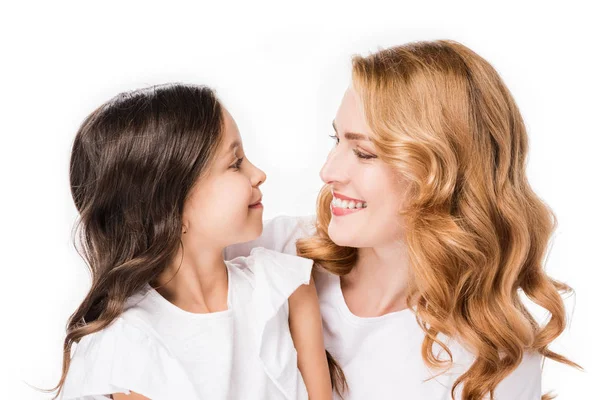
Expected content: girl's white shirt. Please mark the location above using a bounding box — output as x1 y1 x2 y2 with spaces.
60 247 313 400
224 215 543 400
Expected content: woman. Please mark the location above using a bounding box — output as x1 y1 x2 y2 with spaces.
225 40 579 399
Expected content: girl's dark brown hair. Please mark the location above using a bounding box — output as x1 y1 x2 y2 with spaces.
50 83 224 397
51 82 345 398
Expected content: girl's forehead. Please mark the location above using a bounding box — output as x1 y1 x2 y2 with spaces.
221 108 241 139
217 109 243 157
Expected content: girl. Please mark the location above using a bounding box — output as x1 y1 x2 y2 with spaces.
53 83 332 400
225 40 580 399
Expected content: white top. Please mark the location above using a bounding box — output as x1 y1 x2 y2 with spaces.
224 215 543 400
61 247 313 400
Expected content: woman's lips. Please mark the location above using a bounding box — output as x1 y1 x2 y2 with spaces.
331 191 367 216
332 191 365 203
331 204 365 216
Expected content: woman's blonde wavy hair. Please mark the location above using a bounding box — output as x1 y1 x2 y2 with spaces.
297 40 580 400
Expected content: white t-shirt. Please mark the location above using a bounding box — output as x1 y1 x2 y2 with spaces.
61 247 313 400
224 215 543 400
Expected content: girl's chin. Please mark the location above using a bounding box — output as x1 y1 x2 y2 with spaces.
242 220 263 240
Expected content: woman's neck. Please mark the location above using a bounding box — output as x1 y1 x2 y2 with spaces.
341 240 413 317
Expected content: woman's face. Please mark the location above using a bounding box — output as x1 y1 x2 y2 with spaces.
320 86 409 248
183 107 267 249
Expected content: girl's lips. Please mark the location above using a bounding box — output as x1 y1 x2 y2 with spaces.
249 201 263 209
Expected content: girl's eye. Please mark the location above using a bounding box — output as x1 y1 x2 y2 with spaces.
353 149 377 160
230 157 244 170
329 134 340 146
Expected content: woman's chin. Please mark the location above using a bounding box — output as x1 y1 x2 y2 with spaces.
328 224 361 248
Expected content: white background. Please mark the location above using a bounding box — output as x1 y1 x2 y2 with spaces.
1 1 598 398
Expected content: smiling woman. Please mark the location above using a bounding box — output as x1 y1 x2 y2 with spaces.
321 88 411 250
225 40 581 400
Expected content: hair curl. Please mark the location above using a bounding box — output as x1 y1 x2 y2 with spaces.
49 83 224 398
298 40 580 400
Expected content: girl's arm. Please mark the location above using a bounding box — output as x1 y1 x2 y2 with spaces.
289 275 332 400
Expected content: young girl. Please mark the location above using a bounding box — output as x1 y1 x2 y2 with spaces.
53 83 332 400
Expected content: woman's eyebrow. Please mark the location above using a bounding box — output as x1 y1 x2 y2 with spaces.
332 120 370 141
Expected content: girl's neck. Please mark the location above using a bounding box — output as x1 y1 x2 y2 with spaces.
154 245 229 314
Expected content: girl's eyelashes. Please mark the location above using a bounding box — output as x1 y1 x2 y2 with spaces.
230 157 244 170
329 134 340 146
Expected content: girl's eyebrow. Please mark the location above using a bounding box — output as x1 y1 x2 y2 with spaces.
332 120 370 141
229 140 242 151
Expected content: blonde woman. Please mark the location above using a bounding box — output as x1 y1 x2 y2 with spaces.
225 40 579 400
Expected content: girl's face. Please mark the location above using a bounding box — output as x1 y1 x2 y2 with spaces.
320 86 409 248
183 108 266 248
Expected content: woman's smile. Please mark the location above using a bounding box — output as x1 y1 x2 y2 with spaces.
330 191 367 216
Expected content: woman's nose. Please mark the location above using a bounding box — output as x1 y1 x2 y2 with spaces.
319 148 347 185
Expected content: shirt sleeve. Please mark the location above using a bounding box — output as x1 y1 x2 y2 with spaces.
493 352 542 399
245 247 313 400
441 349 542 400
223 215 316 260
60 317 198 400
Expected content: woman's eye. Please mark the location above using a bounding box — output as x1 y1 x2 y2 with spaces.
329 134 340 146
230 157 244 170
353 149 377 160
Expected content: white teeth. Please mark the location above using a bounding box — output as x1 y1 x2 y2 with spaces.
331 197 367 209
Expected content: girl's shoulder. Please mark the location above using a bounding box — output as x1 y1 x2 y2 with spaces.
226 247 314 321
60 314 198 400
225 247 313 400
227 246 313 293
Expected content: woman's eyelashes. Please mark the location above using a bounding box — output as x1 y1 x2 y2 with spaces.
353 149 377 160
329 134 377 160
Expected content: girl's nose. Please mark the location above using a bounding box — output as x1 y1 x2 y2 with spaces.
252 163 266 187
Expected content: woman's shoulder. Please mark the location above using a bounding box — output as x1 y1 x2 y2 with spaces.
266 214 316 234
224 215 316 260
60 314 198 400
493 352 542 399
445 340 542 399
269 214 316 254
